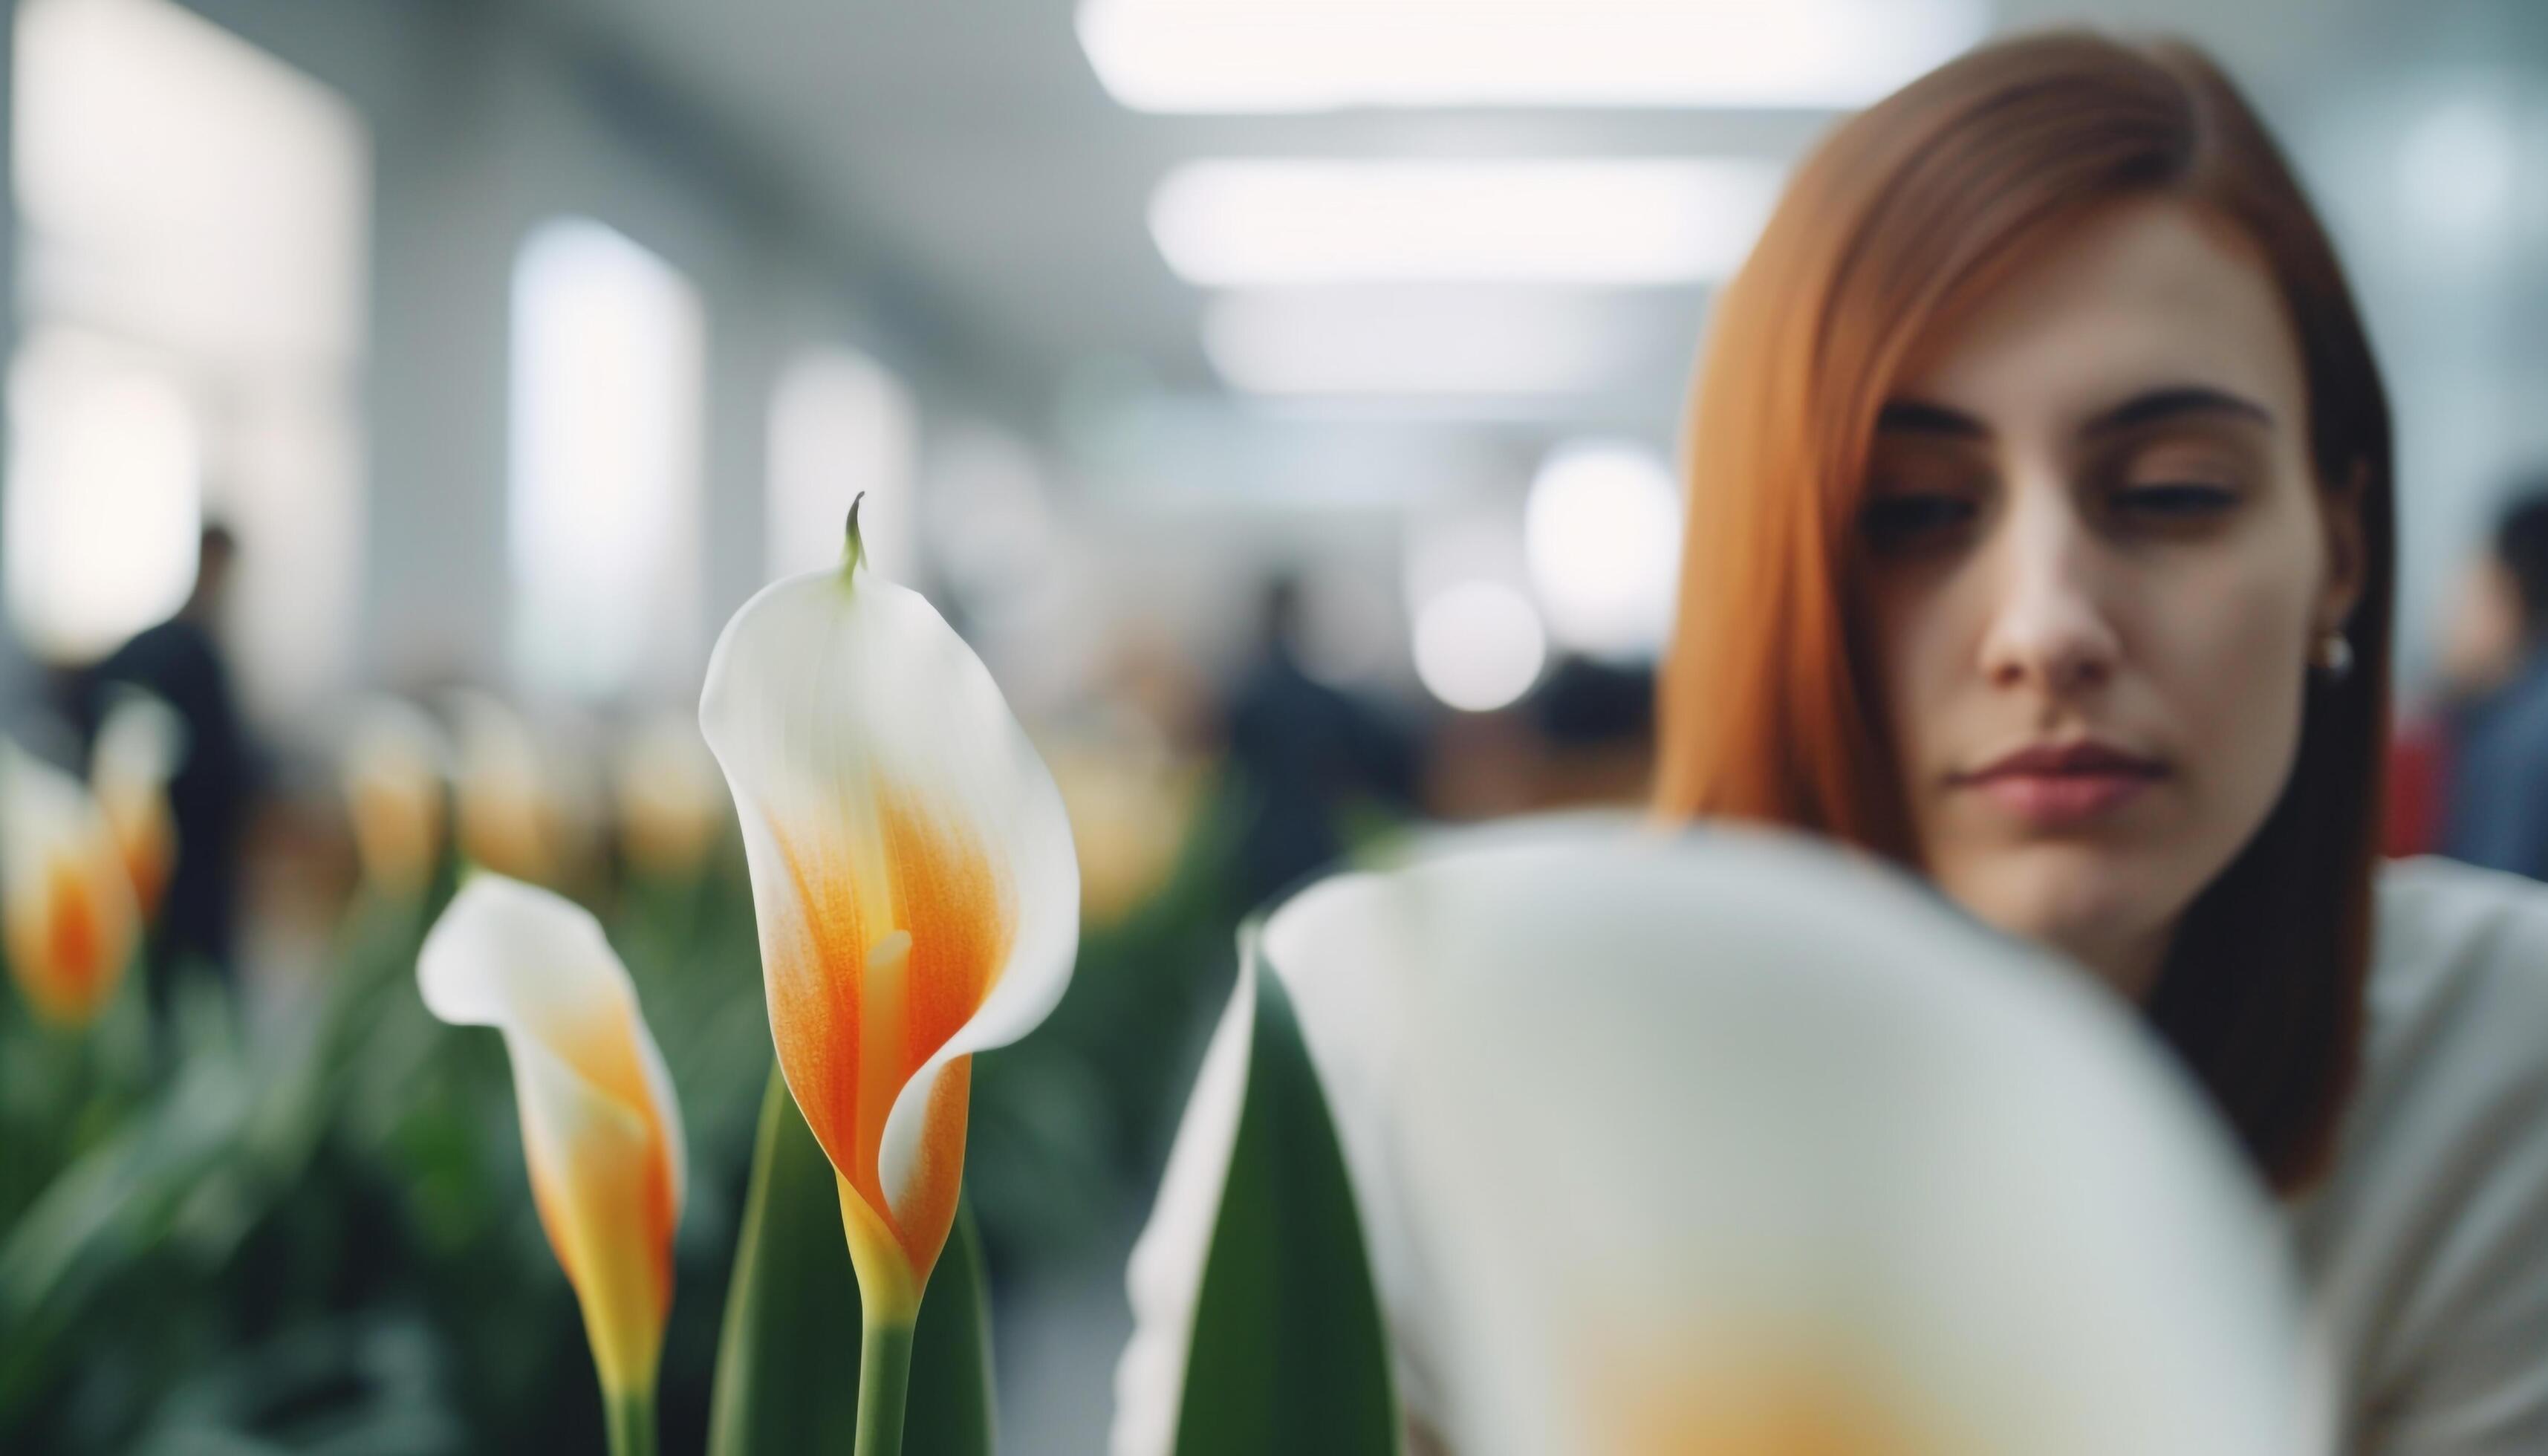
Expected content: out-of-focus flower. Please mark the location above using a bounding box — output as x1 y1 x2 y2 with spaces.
1116 824 2313 1456
449 691 565 886
1 740 140 1027
1403 831 2307 1455
1047 734 1197 926
613 712 726 880
700 503 1076 1363
89 689 186 923
342 698 448 899
418 874 685 1441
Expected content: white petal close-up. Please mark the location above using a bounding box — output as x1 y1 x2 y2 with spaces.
1114 819 2321 1456
1394 828 2313 1456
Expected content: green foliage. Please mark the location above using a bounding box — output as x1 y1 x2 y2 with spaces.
1171 960 1398 1456
0 774 1257 1451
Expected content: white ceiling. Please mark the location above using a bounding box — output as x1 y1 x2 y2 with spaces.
525 0 2530 513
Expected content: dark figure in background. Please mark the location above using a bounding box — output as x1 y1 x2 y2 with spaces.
2443 487 2548 877
1221 576 1418 910
80 524 256 1000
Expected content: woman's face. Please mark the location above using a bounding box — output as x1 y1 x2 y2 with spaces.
1863 198 2362 996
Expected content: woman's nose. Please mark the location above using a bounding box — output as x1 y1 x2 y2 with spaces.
1976 495 2122 696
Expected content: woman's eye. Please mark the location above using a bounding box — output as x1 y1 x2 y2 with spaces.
1861 493 1977 550
2113 482 2237 519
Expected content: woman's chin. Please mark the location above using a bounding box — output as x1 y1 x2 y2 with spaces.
1940 847 2187 988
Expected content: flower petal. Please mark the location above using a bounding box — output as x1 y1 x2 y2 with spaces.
1119 818 2317 1454
417 874 685 1394
1375 827 2309 1455
701 560 1076 1286
1 739 137 1027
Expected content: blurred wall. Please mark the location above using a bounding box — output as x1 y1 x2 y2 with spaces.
164 0 1037 717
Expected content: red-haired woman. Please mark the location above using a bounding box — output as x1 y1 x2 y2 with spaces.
1657 30 2547 1452
1121 32 2548 1454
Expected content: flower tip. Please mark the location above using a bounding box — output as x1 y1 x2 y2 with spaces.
842 492 869 582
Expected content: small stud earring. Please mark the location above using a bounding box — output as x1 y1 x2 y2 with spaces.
2315 631 2354 682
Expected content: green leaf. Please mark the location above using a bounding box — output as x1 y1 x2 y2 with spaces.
709 1067 996 1456
1173 950 1397 1456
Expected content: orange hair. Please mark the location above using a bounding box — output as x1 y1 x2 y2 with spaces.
1656 32 2394 1195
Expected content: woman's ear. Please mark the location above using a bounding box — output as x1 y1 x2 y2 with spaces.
2317 458 2370 637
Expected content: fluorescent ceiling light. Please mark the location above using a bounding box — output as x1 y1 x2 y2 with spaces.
1079 0 1988 112
1203 287 1659 397
1154 159 1780 287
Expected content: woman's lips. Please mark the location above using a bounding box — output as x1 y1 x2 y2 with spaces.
1953 741 2167 829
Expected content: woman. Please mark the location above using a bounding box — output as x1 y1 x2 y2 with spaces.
1121 31 2548 1453
1655 30 2548 1450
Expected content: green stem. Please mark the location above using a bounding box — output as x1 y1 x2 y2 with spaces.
854 1316 915 1456
605 1385 657 1456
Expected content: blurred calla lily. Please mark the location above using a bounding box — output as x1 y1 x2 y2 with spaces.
701 500 1077 1452
90 689 186 922
450 691 567 886
1117 824 2315 1456
1380 831 2312 1455
614 712 725 880
341 698 449 900
417 874 686 1453
1048 736 1197 926
1 740 140 1027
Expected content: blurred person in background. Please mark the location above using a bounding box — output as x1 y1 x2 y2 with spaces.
1220 574 1420 909
2437 486 2548 874
1633 33 2548 1454
79 522 258 1003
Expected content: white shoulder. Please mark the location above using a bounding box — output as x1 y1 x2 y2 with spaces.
2294 858 2548 1453
2369 857 2548 1024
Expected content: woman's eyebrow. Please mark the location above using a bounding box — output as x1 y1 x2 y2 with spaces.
1874 399 1986 437
2081 386 2274 436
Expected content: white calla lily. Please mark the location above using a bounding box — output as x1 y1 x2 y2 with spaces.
1119 822 2315 1455
417 874 686 1432
699 498 1076 1440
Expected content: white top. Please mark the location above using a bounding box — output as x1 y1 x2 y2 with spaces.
2291 857 2548 1452
1115 853 2548 1455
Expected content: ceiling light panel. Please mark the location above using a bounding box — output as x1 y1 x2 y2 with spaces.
1153 159 1782 287
1080 0 1988 112
1202 287 1672 397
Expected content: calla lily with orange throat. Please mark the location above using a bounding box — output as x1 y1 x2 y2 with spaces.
91 689 186 922
418 874 686 1456
2 739 140 1028
701 500 1078 1454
